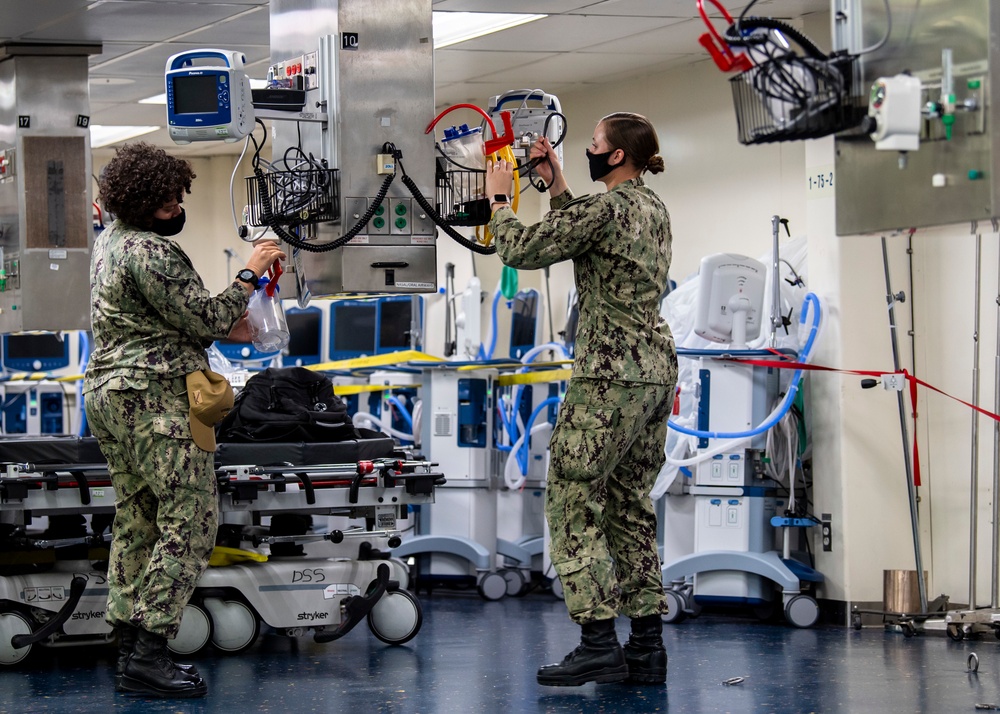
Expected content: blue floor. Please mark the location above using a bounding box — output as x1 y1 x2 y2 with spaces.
2 590 999 714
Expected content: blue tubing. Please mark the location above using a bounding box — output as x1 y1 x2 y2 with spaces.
667 292 821 440
517 396 561 474
386 395 413 432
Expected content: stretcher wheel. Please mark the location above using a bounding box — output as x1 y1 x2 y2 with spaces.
550 576 565 600
368 590 422 645
204 598 260 654
169 603 212 656
0 612 33 665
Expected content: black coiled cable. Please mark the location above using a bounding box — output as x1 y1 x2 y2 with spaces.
251 127 396 253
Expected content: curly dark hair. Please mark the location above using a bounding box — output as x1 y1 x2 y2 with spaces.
97 142 196 229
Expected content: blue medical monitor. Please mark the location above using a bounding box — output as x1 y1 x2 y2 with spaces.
509 289 540 360
329 300 377 361
377 296 422 353
2 332 70 372
284 306 324 366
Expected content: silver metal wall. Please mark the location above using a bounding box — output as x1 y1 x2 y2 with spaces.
269 0 436 297
0 46 97 332
834 0 995 234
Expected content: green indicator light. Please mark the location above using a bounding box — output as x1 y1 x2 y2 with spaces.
969 170 984 180
968 79 982 90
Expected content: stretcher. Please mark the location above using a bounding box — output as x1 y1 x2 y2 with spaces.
0 435 444 665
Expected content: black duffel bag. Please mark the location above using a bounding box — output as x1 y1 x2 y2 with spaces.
215 367 360 443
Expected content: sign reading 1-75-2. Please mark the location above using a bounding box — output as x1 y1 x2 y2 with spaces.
807 167 835 198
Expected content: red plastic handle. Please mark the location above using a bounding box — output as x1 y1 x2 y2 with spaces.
264 259 282 297
696 0 753 73
483 111 515 155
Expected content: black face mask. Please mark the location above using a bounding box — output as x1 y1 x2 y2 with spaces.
151 208 186 237
586 149 623 182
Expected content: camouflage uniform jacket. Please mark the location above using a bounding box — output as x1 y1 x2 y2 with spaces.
83 219 248 393
490 177 675 384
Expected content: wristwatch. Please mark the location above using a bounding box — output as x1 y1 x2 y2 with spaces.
491 194 510 207
235 268 258 286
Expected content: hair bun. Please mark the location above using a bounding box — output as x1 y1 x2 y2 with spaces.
645 154 665 175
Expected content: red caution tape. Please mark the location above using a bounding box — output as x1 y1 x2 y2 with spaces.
725 357 1000 489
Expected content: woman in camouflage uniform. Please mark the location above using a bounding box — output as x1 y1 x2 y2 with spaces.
486 113 677 687
84 142 285 698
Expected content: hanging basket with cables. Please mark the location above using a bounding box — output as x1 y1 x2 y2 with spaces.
435 160 490 227
730 52 864 145
245 168 341 227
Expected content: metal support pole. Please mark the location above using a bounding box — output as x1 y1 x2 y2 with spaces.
881 236 928 613
769 215 781 348
992 219 1000 608
970 225 982 610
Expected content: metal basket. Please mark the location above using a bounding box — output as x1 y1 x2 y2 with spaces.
435 166 490 227
730 53 865 145
245 168 340 227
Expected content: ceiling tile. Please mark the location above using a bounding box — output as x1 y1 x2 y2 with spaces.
21 2 254 44
435 49 559 83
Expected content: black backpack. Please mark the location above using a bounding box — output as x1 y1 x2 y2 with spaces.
215 367 360 443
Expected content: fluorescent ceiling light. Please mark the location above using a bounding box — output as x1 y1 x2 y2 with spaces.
433 12 546 49
90 125 159 148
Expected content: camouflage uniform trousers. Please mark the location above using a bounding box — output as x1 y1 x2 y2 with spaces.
546 377 674 624
86 374 218 639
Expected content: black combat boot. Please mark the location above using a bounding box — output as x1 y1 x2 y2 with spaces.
622 614 667 684
114 624 201 692
536 619 629 686
119 628 208 698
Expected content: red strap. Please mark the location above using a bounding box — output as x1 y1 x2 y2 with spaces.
724 357 1000 489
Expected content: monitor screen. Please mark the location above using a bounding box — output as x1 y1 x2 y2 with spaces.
172 74 219 115
285 308 322 363
3 332 70 371
378 298 413 352
331 302 377 356
509 290 539 359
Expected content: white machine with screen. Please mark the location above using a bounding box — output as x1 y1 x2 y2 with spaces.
693 253 766 350
165 49 254 145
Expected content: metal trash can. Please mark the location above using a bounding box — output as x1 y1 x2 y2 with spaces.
883 570 927 614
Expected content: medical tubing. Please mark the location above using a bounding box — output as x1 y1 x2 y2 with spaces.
484 284 502 360
352 411 413 442
667 292 821 441
501 341 573 452
505 421 553 490
514 396 561 475
385 395 414 433
518 341 572 363
77 331 91 437
230 132 254 236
